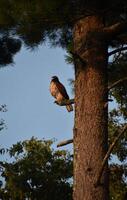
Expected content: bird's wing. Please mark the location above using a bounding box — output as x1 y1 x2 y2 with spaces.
56 82 69 99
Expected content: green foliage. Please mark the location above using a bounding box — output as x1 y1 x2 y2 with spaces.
0 0 126 49
0 36 21 66
0 137 73 200
109 164 127 200
0 0 74 48
109 53 127 123
107 51 127 199
0 105 7 132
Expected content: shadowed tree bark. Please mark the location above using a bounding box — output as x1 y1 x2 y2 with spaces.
73 16 109 200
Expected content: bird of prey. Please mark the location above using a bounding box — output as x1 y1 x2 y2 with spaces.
49 76 73 112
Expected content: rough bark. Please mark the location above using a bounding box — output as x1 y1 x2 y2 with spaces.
73 16 109 200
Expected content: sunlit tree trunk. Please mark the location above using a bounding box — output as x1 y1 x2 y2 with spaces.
73 15 109 200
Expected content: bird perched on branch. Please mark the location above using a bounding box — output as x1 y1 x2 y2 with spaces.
49 76 73 112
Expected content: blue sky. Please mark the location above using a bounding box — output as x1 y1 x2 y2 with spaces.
0 44 74 151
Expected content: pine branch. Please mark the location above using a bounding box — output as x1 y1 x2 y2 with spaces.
57 139 73 147
108 77 127 91
104 78 127 107
69 51 86 66
54 96 113 109
104 21 127 38
95 123 127 187
108 46 127 56
54 99 75 106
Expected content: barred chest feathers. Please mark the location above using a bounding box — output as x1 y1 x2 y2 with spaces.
50 81 64 102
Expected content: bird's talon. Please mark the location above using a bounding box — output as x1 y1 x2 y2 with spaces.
54 100 58 104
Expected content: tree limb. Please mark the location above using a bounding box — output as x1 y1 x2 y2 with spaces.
108 77 127 91
95 123 127 187
54 99 75 106
104 99 113 108
104 21 127 38
108 46 127 56
57 139 73 147
54 96 113 109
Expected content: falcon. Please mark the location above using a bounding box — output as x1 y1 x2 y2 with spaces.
49 76 73 112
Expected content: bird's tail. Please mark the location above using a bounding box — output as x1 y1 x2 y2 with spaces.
66 104 73 112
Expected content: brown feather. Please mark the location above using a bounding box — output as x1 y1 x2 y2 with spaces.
50 78 73 112
55 81 69 100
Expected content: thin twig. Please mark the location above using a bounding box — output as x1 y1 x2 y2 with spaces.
108 77 127 91
57 139 73 147
104 99 113 108
95 123 127 187
108 99 113 102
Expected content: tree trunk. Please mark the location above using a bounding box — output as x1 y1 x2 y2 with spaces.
73 16 109 200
